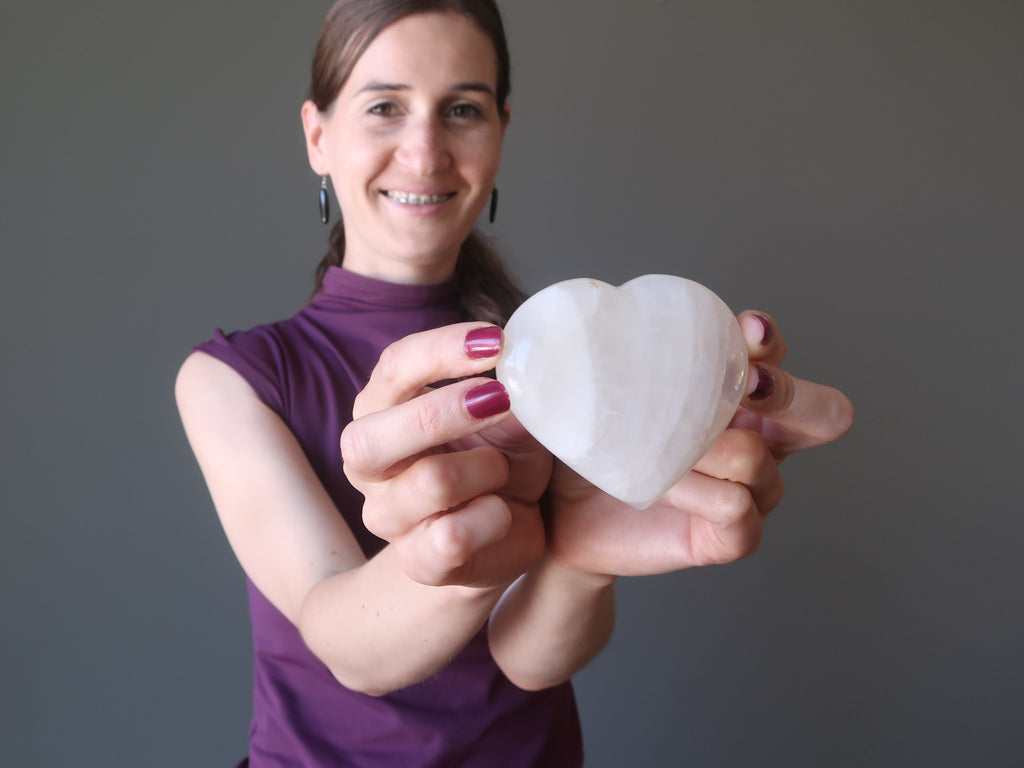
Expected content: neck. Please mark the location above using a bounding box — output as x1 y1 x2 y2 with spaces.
340 250 459 286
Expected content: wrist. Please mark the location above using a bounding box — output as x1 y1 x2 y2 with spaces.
445 582 509 606
543 550 617 592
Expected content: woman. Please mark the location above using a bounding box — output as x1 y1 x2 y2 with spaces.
176 1 854 766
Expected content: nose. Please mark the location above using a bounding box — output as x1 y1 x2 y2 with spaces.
394 116 452 176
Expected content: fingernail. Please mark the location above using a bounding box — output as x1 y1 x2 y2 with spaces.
465 380 510 419
749 365 774 401
753 314 774 346
465 327 502 359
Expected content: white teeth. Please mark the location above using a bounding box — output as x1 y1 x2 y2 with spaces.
386 191 452 205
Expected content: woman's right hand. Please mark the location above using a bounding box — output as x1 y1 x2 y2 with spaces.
341 323 551 590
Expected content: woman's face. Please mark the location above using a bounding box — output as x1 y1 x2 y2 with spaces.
302 12 508 284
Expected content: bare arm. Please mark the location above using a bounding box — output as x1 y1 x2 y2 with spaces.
489 553 615 691
175 351 507 696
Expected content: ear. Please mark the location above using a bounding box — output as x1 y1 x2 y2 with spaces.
500 102 511 133
301 100 330 176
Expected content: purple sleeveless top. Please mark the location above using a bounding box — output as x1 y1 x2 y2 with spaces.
195 267 582 768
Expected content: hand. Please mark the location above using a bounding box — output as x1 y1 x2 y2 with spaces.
341 323 550 589
730 311 854 459
545 311 854 577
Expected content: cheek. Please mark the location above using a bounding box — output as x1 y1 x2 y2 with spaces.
330 130 392 181
460 136 504 180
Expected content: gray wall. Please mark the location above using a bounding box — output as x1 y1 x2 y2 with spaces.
2 1 1022 766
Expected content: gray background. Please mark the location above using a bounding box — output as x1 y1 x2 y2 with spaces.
2 1 1022 766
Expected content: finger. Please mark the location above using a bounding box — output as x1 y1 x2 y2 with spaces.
692 428 785 516
452 497 546 587
666 473 765 565
737 310 788 365
362 447 510 540
395 494 514 586
662 468 760 530
342 378 511 483
354 323 503 419
549 473 763 575
742 362 855 454
454 413 553 504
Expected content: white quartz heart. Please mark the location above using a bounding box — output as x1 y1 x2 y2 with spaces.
497 275 748 509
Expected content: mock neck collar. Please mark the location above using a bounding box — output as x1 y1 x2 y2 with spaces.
315 266 461 311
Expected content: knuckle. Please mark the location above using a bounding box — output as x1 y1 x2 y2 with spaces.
396 540 448 587
476 446 511 489
428 517 472 570
718 429 772 482
375 342 403 385
712 481 754 524
413 399 449 446
340 421 374 477
351 388 372 419
408 457 461 511
361 498 393 539
708 517 763 565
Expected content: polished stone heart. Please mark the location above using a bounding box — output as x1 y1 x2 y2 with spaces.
496 275 748 509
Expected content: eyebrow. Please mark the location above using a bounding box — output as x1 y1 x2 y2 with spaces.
356 81 496 97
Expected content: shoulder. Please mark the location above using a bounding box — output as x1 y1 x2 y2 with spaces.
175 351 261 423
196 320 291 371
188 315 308 417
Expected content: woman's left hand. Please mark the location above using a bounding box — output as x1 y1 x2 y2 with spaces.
544 310 854 577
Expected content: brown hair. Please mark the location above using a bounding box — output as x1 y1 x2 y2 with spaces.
308 0 525 325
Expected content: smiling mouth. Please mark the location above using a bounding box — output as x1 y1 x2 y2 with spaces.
384 191 456 205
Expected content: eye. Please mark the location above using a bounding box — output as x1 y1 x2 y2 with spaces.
447 102 484 120
368 101 398 117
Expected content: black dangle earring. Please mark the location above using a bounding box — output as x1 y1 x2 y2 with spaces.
319 176 330 225
489 187 499 224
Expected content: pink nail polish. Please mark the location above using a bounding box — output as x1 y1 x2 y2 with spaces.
465 327 502 359
753 314 774 346
749 365 774 401
465 380 510 419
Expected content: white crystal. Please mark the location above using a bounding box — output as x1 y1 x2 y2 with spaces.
497 275 748 509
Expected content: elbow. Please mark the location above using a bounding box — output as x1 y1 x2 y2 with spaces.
307 640 406 697
300 622 419 697
296 588 392 697
302 633 407 697
327 660 431 697
328 670 395 698
502 670 572 693
297 617 397 697
491 642 608 693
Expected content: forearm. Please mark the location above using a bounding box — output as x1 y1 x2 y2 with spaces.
299 545 504 696
488 554 616 691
